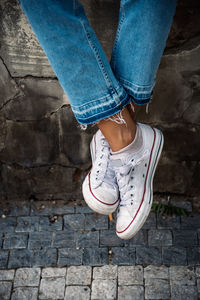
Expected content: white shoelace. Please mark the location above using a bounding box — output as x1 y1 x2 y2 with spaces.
115 150 150 206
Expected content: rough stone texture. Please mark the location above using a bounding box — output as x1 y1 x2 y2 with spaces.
0 0 199 205
66 266 92 285
144 265 169 279
91 279 117 300
0 281 12 300
145 279 170 299
0 270 15 280
118 286 144 300
169 266 196 285
171 284 198 300
11 287 38 300
41 267 66 278
14 268 41 287
39 277 65 299
93 266 117 280
65 286 91 300
118 266 143 285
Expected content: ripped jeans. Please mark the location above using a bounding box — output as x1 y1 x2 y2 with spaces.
19 0 177 125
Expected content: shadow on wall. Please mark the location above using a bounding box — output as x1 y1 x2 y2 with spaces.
0 0 199 207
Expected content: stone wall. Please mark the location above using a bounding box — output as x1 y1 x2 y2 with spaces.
0 0 200 209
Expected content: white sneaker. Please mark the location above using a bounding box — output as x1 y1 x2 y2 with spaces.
112 123 164 239
82 130 119 215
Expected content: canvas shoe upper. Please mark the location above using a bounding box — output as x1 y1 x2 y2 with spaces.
111 123 164 239
82 129 119 215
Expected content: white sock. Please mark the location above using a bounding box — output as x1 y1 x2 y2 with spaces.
110 125 143 159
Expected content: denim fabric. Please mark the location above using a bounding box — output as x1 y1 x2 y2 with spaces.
19 0 177 124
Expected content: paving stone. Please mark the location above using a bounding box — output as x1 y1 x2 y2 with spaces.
148 229 172 246
142 212 156 229
0 234 2 247
83 248 108 266
33 248 57 267
8 249 33 268
0 269 15 280
64 286 90 300
0 250 9 268
196 267 200 277
100 230 124 247
58 248 83 266
64 214 85 231
75 206 93 213
197 279 200 293
118 286 144 300
128 230 147 247
39 216 63 231
4 204 30 217
15 217 39 232
31 202 74 216
0 217 17 232
3 233 28 249
145 278 170 299
11 287 38 300
173 230 198 246
14 268 41 287
181 214 200 229
118 266 143 285
157 214 181 229
85 214 108 230
52 231 75 248
0 281 12 300
169 266 196 285
136 247 162 265
77 231 99 248
66 266 91 285
42 267 66 278
162 247 187 265
171 200 193 212
187 247 200 265
171 284 198 300
93 265 117 280
91 279 117 300
39 277 65 299
144 265 169 279
28 231 52 249
111 247 136 265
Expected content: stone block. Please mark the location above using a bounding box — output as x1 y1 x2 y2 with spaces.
14 268 41 287
0 217 17 233
110 247 135 265
196 267 200 277
8 249 33 268
52 231 75 248
142 212 156 229
128 230 147 247
0 281 12 300
181 214 200 229
0 270 15 280
64 286 90 300
162 247 187 265
83 248 108 266
157 214 180 229
76 206 93 214
39 216 63 231
144 265 169 279
58 248 83 266
100 230 125 247
85 214 108 230
118 266 143 285
0 250 9 268
66 266 91 285
76 231 99 248
11 287 38 300
93 266 117 280
39 277 65 299
3 233 28 249
148 229 172 246
3 203 30 217
169 266 196 285
91 279 117 300
32 249 57 267
187 247 200 265
28 231 52 249
42 267 66 278
136 247 162 265
15 216 39 232
31 201 74 216
64 214 85 231
173 230 198 246
171 285 198 300
118 286 144 300
145 278 170 299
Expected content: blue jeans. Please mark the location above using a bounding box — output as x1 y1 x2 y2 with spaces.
19 0 177 125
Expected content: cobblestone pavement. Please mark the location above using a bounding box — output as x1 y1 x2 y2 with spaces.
0 200 199 299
